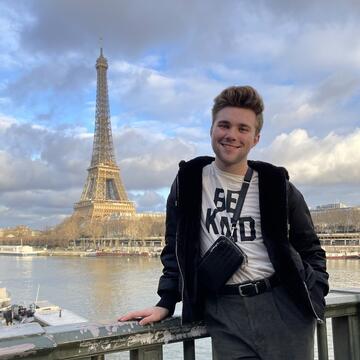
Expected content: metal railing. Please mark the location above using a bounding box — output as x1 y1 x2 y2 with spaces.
1 289 359 360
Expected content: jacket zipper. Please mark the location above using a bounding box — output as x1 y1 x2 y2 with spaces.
303 281 323 323
174 175 185 325
176 241 185 325
285 180 322 323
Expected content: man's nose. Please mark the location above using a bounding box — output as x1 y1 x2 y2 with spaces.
224 127 236 140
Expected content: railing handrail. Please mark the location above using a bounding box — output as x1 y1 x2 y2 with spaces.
1 289 360 360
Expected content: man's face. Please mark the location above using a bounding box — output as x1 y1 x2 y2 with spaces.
210 106 260 174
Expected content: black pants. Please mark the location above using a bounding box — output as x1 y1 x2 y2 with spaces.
204 285 316 360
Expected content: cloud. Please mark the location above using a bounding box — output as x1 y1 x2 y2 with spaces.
0 2 31 67
0 188 79 228
5 61 92 100
0 114 16 130
129 191 166 212
281 23 360 76
116 127 197 190
266 70 360 135
268 87 319 128
3 0 360 134
0 189 78 213
260 128 360 185
310 71 360 108
263 0 360 22
0 122 91 192
15 0 229 58
110 60 220 125
2 59 93 125
1 0 360 228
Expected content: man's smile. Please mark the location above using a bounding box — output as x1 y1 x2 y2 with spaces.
220 142 241 149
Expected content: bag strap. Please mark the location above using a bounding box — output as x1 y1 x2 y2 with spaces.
230 166 253 239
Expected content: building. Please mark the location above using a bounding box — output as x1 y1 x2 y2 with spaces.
313 203 348 211
74 48 136 221
311 204 360 233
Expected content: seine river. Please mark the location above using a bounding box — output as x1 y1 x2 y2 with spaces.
1 255 359 359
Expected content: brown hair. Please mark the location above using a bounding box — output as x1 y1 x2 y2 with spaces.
212 86 264 134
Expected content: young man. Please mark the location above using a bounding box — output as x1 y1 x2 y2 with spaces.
120 86 329 360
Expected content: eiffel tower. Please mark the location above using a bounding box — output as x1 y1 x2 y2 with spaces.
74 48 136 220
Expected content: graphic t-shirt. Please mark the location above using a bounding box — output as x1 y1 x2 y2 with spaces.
200 162 275 284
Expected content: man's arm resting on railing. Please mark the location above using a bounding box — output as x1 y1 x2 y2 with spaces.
119 181 180 327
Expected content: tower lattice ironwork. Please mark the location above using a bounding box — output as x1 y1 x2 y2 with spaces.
74 48 135 220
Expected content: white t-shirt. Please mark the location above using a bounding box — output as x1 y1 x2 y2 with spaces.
200 162 275 284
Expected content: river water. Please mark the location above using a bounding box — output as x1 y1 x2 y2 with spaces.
0 255 359 359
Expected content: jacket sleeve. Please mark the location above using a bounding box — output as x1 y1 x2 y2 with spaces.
288 181 329 296
156 178 181 315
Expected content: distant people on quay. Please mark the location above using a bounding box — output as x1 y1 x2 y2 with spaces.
120 85 329 360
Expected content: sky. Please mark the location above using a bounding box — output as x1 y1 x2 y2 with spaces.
0 0 359 229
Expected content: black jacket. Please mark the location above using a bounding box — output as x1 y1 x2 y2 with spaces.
157 156 329 323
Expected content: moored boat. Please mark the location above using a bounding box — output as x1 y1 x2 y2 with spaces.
0 245 45 256
1 290 87 327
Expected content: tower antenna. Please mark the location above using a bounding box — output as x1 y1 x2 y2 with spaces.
99 37 103 56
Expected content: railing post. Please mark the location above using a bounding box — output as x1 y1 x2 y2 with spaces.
183 339 195 360
348 314 360 360
211 338 218 360
317 320 329 360
130 345 163 360
332 316 351 360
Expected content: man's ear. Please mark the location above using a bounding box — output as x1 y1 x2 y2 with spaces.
253 133 260 147
210 124 213 136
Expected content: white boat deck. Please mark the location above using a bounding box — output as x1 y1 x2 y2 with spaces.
34 307 88 326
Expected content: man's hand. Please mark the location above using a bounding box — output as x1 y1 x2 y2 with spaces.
118 306 169 326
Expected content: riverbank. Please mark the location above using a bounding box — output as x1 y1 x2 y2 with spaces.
44 245 360 259
46 248 162 257
2 245 360 259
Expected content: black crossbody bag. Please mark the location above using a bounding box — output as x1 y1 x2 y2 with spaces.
198 167 253 293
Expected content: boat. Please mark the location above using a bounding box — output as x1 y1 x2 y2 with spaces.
1 301 88 327
325 252 360 260
1 288 87 327
0 288 11 312
0 245 45 256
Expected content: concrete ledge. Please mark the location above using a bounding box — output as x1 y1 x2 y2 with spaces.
0 323 44 340
0 317 208 359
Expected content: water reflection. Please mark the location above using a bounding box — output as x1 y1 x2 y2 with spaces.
327 259 360 289
0 256 163 322
1 257 358 316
